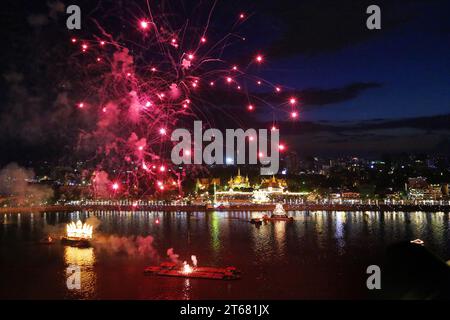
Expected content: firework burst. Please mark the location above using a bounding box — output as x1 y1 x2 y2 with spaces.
70 0 298 198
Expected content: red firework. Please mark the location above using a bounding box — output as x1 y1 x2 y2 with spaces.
71 1 299 198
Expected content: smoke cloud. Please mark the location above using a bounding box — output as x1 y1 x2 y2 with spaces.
93 234 158 258
191 255 198 267
167 248 180 264
0 163 53 205
90 170 112 198
85 216 102 231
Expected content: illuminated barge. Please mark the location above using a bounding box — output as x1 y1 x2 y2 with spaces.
39 236 55 245
262 203 293 221
61 220 93 247
144 262 241 280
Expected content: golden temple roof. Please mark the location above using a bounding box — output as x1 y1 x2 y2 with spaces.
228 168 250 189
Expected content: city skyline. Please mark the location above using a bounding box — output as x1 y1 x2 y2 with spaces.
1 0 450 303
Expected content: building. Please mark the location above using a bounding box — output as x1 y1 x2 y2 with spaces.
195 178 220 192
408 177 444 200
258 175 287 192
215 170 307 204
285 151 300 174
408 177 428 189
227 168 251 190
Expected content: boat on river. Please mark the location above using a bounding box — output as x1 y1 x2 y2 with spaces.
250 218 263 225
61 220 93 247
262 203 293 221
38 235 55 245
410 239 425 245
61 236 91 247
144 262 241 280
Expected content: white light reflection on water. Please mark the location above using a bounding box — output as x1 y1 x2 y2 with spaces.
64 246 97 299
273 220 287 255
182 278 191 300
0 209 448 299
335 211 346 254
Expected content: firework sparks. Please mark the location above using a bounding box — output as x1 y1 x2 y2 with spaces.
139 20 150 30
70 2 300 197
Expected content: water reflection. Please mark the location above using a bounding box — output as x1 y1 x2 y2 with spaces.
273 221 286 254
313 211 326 250
182 278 191 300
210 212 220 255
0 210 449 299
64 246 97 299
335 211 346 253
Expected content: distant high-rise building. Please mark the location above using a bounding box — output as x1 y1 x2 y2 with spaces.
285 151 300 174
408 177 428 189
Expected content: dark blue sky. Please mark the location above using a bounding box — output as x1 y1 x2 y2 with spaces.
252 0 450 122
0 0 449 160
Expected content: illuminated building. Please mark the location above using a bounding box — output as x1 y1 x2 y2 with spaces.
195 178 220 192
258 175 287 192
408 177 444 200
227 168 251 190
215 169 308 204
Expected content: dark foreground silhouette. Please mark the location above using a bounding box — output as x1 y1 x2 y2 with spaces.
375 241 450 299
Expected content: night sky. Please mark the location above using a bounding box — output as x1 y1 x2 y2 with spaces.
1 0 450 164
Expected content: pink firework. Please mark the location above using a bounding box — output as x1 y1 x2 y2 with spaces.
71 1 299 198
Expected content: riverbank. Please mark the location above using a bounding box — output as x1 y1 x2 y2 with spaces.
1 203 449 213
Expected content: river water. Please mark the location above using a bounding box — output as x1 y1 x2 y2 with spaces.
0 211 449 299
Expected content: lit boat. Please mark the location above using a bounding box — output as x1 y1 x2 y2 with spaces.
61 220 93 247
410 239 425 245
61 237 91 247
250 218 263 225
263 203 293 221
38 235 55 245
144 262 241 280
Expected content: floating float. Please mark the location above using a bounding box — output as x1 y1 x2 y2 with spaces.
38 235 55 245
262 203 293 221
61 220 93 247
144 262 241 280
250 218 263 225
410 239 425 245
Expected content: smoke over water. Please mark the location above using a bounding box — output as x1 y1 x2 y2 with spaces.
191 255 198 267
167 248 180 264
42 215 195 264
93 235 158 258
0 163 53 205
85 216 102 231
80 216 158 257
